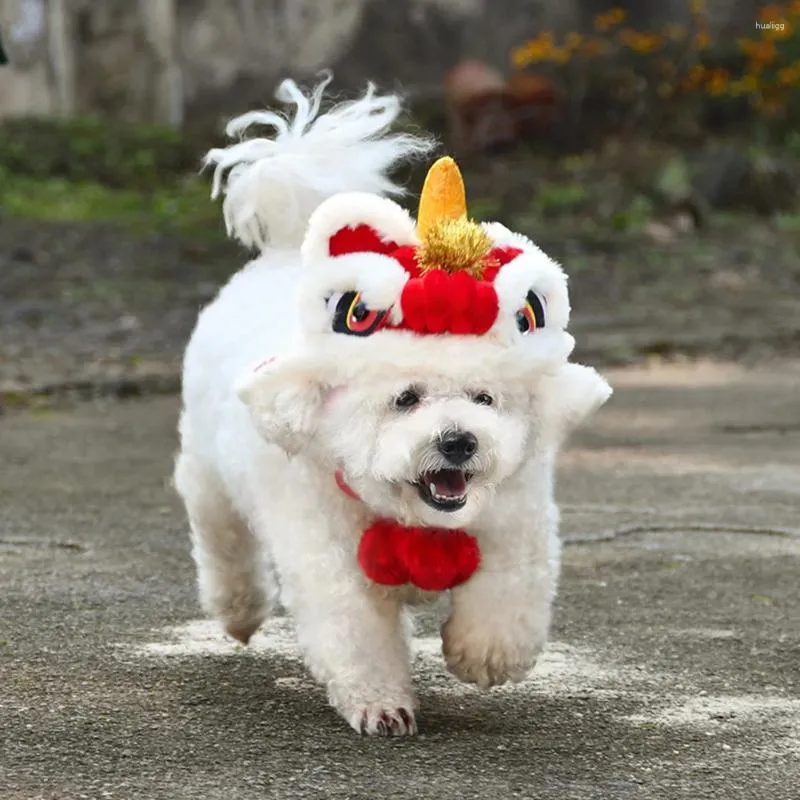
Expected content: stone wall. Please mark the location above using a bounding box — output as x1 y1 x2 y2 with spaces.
0 0 765 126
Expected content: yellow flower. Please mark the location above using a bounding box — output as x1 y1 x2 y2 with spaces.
728 75 759 95
748 38 779 66
549 46 571 64
594 7 626 32
511 46 530 67
618 30 663 54
693 29 711 50
777 64 800 85
681 64 708 90
565 32 583 51
705 68 730 96
763 20 793 40
513 34 554 65
641 32 664 53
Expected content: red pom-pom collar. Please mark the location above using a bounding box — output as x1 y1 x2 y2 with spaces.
335 469 481 591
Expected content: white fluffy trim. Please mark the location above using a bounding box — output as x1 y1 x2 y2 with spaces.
302 192 418 265
238 328 576 400
492 251 570 339
484 221 571 338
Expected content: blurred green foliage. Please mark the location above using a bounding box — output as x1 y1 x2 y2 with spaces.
0 115 225 236
0 116 201 188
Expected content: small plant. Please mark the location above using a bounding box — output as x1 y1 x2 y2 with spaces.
510 2 800 143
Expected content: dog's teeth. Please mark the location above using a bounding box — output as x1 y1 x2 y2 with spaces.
432 491 466 502
429 482 437 496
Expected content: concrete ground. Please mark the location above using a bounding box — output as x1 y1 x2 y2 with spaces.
1 361 798 800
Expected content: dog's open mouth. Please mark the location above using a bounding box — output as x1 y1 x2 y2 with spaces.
415 469 472 512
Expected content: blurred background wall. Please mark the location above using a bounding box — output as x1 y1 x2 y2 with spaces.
0 0 762 127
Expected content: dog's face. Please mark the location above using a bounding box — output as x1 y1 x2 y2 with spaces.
238 343 610 529
316 374 533 528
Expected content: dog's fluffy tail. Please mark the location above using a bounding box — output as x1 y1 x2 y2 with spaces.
204 73 436 253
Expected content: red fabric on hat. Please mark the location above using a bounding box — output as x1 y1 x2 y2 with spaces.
392 245 422 278
328 224 398 257
491 245 524 267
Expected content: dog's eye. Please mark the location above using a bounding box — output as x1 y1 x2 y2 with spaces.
394 388 421 410
515 290 546 335
328 291 389 337
471 392 494 406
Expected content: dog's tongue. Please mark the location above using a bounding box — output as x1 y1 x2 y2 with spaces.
426 469 467 497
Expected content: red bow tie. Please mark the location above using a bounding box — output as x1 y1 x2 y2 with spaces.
335 470 481 591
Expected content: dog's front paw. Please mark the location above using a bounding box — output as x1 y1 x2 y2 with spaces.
349 703 418 736
441 617 543 689
328 686 418 736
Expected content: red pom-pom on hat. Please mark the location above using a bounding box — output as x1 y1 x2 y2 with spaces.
399 278 426 332
447 271 478 335
422 270 451 334
472 281 500 334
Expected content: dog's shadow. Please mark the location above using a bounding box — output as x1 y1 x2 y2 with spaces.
164 643 636 742
129 644 693 799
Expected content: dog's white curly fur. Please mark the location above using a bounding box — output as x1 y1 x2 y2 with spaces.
175 76 611 736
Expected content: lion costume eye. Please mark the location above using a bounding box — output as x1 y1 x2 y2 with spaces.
328 291 389 337
515 290 546 335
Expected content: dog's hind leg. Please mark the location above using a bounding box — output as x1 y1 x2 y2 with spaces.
174 450 271 644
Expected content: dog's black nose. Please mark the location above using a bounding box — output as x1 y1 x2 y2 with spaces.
437 431 478 465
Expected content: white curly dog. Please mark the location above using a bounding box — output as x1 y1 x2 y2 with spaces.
174 76 611 736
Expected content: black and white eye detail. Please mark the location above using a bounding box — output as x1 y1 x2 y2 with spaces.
471 392 494 406
515 290 546 335
327 291 389 337
394 386 422 410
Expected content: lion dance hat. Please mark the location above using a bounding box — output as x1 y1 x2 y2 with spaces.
251 155 575 593
297 155 573 367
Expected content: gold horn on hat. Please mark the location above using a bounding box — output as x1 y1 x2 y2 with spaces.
416 156 467 239
416 156 493 278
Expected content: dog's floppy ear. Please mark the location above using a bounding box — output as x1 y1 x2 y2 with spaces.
301 192 418 265
536 363 612 448
236 356 326 455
